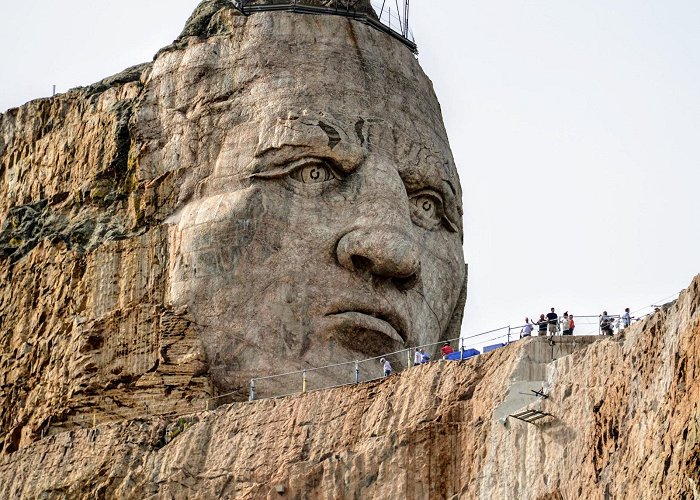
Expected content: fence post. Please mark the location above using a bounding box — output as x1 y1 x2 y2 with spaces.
507 326 511 344
406 348 411 369
355 361 359 384
302 369 307 393
249 379 255 401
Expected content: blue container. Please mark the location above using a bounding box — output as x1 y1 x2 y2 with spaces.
483 343 505 353
445 348 480 360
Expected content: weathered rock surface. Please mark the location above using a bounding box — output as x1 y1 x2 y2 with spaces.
1 275 697 499
1 1 697 497
1 0 466 453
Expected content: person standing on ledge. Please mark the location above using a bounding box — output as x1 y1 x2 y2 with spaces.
381 358 392 377
568 314 575 335
414 348 422 366
536 314 548 336
441 342 454 359
560 312 571 335
600 311 614 335
621 308 632 328
520 318 534 338
546 308 559 336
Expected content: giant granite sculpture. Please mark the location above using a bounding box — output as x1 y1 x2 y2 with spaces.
0 0 466 452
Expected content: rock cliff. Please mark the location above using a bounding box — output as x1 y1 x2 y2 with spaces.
0 1 697 497
1 274 697 498
1 0 467 453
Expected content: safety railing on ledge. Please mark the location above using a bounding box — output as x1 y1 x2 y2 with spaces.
246 298 681 401
248 325 512 401
232 0 417 52
48 291 680 436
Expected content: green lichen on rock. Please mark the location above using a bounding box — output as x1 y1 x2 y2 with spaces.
177 0 236 41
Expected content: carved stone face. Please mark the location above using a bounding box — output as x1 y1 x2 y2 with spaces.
156 13 465 393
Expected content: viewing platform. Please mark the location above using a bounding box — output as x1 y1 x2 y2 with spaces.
233 0 417 53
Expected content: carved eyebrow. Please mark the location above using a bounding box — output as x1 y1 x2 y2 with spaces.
398 157 445 194
442 177 457 197
249 143 365 177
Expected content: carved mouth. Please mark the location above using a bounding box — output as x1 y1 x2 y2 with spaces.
325 308 407 345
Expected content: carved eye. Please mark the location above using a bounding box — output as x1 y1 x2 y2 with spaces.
289 162 337 184
409 191 444 228
416 196 437 217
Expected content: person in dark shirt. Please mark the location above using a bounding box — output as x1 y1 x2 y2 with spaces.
546 308 558 336
600 311 614 335
536 314 548 336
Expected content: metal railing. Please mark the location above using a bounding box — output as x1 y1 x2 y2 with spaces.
34 291 681 440
246 302 681 401
515 314 622 337
232 0 417 52
248 325 515 400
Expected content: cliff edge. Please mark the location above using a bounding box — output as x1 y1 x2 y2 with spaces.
1 274 697 499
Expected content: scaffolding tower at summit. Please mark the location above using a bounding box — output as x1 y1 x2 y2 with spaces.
232 0 417 53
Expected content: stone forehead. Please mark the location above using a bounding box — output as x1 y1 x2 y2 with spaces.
151 11 444 129
141 10 461 202
201 109 459 202
252 111 451 162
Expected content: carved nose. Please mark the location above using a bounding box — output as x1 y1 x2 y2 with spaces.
336 226 421 290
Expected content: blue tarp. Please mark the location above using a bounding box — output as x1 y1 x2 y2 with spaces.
445 348 480 360
483 343 506 353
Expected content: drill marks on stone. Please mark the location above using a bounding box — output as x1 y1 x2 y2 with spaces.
167 186 264 316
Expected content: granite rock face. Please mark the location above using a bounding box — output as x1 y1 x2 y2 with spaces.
0 275 697 499
0 1 466 452
3 3 696 498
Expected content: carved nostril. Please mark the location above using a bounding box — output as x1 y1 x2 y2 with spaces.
351 255 373 273
392 273 418 292
349 254 418 290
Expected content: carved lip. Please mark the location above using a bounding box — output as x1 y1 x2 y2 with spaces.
325 308 407 345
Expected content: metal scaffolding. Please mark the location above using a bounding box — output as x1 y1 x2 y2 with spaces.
232 0 417 53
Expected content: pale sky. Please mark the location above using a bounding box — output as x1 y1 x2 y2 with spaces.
1 1 698 347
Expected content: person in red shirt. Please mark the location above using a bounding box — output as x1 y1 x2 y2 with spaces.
441 342 454 358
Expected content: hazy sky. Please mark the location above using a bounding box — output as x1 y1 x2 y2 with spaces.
1 1 698 346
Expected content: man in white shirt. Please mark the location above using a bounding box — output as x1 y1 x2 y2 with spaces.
621 308 632 328
381 358 392 377
560 312 571 335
